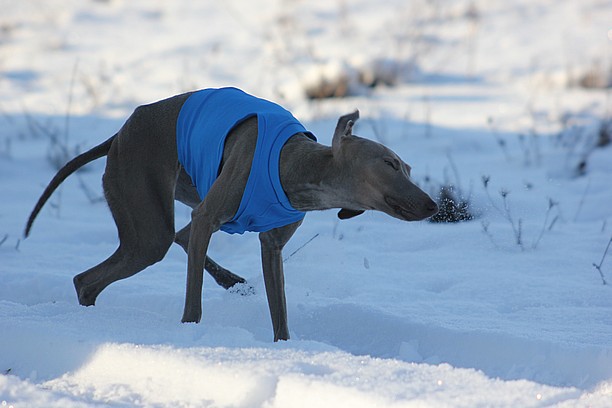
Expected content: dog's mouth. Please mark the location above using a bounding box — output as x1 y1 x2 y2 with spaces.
384 196 438 221
384 196 417 221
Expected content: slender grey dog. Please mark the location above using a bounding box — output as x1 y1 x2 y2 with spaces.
25 88 438 341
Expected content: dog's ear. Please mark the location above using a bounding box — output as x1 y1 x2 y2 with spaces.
337 208 365 220
332 110 359 156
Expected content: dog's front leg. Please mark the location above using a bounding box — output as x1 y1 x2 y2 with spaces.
181 202 222 324
259 220 302 341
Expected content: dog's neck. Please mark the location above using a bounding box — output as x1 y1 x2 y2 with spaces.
280 134 361 212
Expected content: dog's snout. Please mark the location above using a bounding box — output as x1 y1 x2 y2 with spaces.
426 198 439 216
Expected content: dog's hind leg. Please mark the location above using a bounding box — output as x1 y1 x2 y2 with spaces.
73 117 178 306
174 223 247 289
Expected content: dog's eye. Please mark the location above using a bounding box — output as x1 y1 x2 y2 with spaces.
384 158 400 171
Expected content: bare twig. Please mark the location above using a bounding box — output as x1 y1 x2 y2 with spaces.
482 175 502 213
517 133 531 166
481 221 500 249
284 233 319 262
574 178 591 222
368 116 387 145
500 189 523 250
487 117 511 161
76 173 105 204
592 235 612 285
485 174 562 252
532 198 558 249
548 215 559 231
518 218 523 248
22 109 59 140
530 129 542 167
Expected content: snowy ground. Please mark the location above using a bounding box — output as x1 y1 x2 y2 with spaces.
1 0 612 406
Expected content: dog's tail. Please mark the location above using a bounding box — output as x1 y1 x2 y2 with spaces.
24 134 116 238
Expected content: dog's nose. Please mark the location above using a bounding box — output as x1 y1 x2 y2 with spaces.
426 199 439 216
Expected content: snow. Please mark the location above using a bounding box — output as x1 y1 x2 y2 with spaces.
1 0 612 406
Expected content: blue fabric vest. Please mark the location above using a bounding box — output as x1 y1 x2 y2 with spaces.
176 87 315 234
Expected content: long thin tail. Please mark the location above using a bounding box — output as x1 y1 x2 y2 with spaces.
24 134 116 237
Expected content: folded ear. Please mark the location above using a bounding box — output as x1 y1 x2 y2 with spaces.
332 110 359 156
337 208 365 220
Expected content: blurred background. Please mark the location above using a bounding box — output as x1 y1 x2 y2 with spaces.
1 0 610 124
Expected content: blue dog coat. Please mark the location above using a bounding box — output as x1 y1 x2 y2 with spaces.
176 87 315 234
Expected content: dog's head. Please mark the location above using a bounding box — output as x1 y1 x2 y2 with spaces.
333 111 438 222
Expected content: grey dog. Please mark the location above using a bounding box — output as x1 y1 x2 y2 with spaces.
25 88 438 341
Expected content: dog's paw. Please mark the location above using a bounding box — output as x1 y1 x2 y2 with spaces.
228 282 256 296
